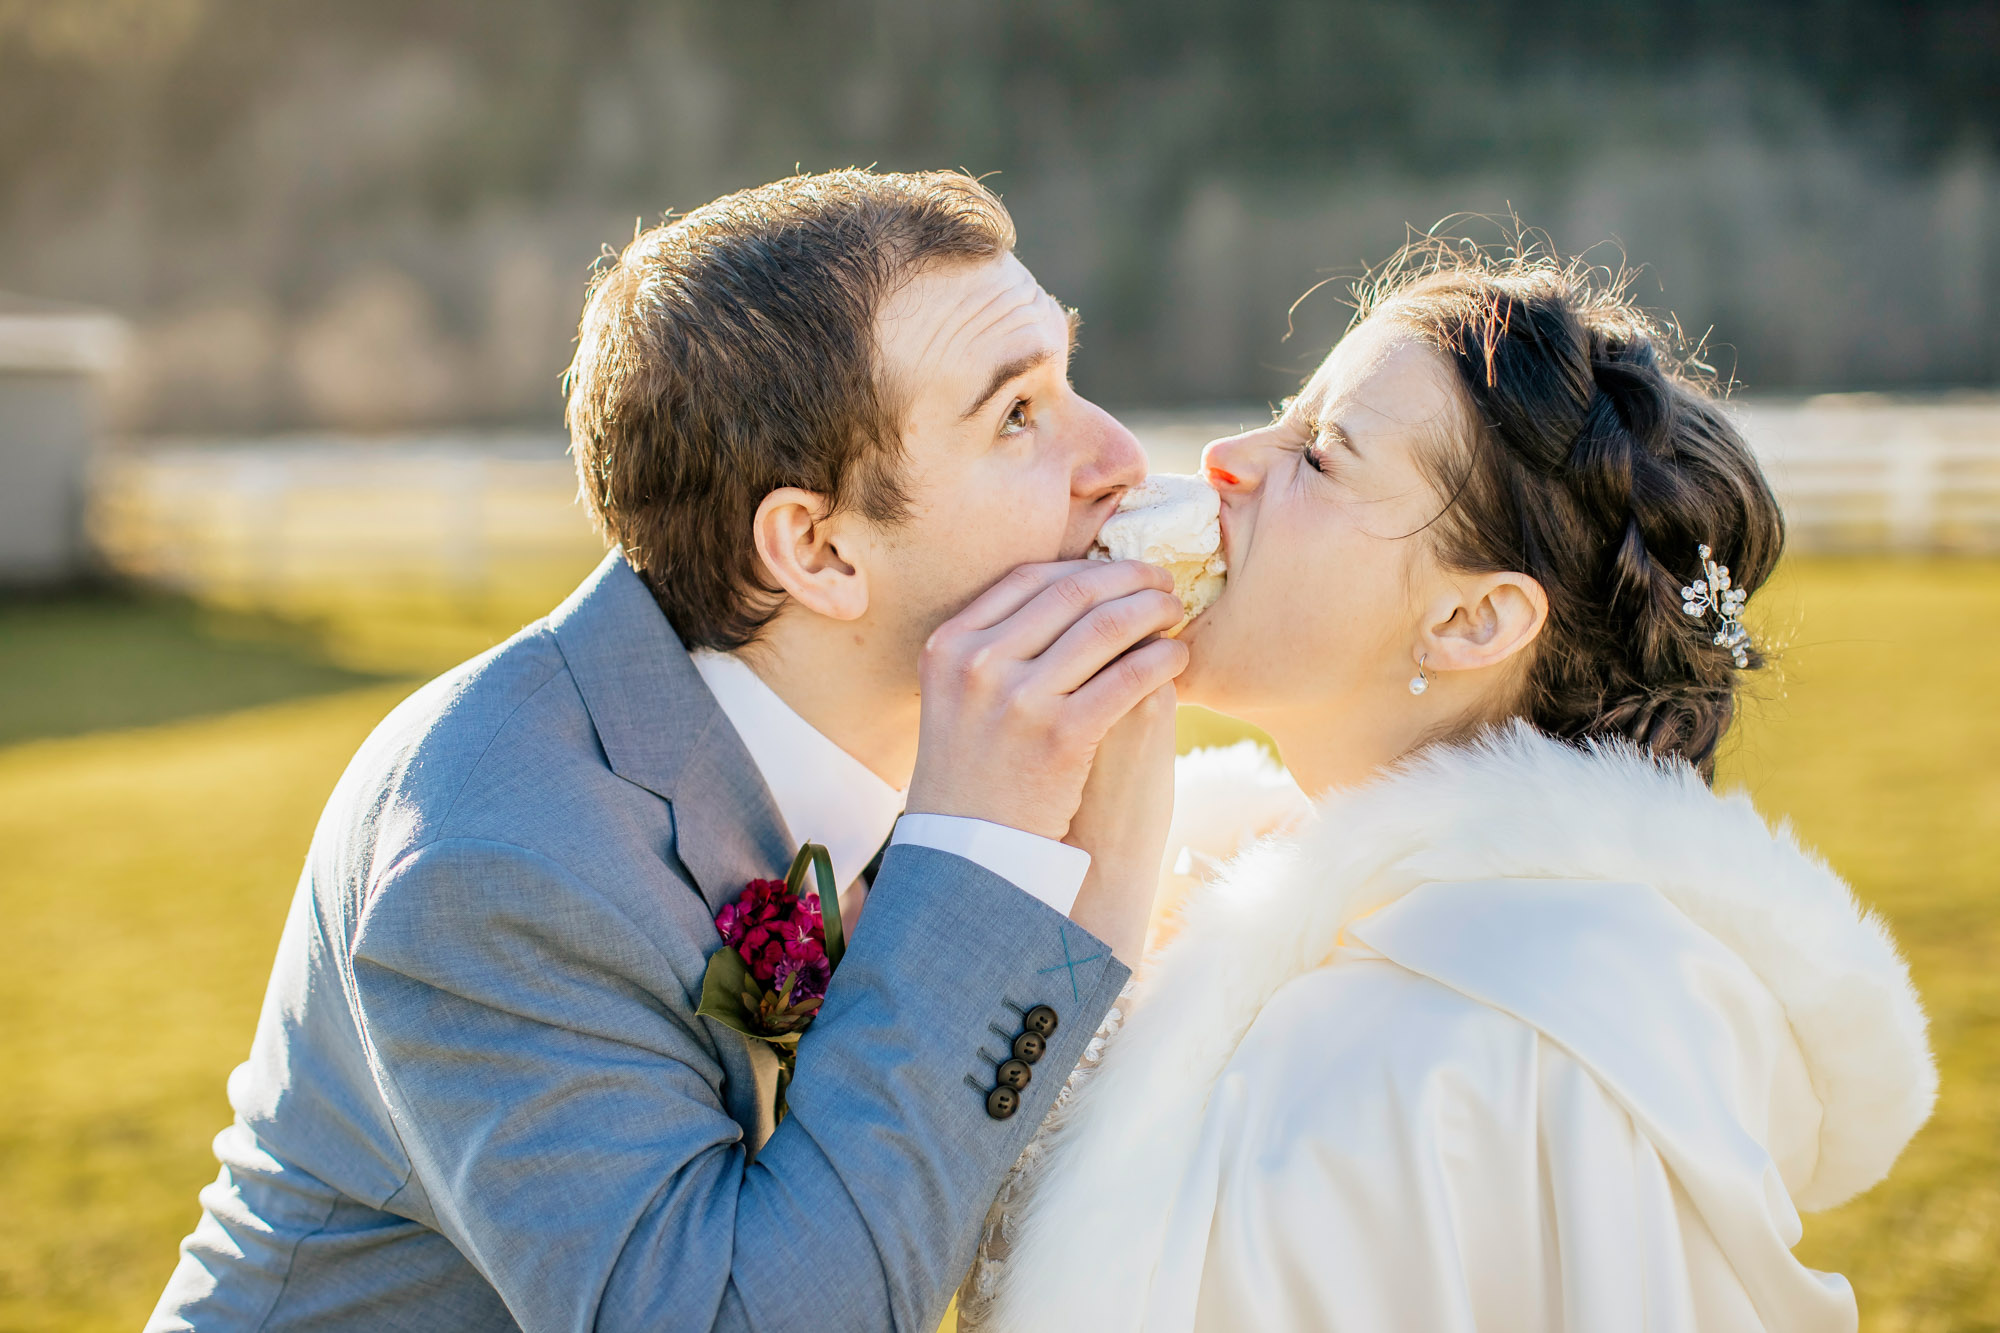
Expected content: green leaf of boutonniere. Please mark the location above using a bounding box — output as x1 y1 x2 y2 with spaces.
696 944 762 1038
786 842 844 970
698 841 844 1125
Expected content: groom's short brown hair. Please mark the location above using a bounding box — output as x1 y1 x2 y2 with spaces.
565 169 1016 651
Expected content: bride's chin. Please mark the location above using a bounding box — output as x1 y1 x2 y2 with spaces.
1172 604 1227 700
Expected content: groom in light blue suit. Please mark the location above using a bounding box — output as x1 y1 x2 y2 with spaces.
148 169 1189 1332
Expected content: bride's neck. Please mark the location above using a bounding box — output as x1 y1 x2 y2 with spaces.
1256 707 1433 799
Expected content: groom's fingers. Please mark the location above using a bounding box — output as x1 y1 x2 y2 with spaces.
977 560 1177 662
1032 587 1187 695
906 558 1183 842
951 560 1098 632
1066 636 1191 736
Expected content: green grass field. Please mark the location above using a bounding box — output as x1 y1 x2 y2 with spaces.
1 560 1995 1331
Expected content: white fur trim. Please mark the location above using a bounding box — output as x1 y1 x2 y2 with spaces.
1149 742 1308 947
987 724 1935 1332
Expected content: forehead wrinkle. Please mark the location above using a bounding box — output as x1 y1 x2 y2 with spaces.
873 273 1003 420
894 271 1046 389
877 260 1064 441
948 280 1063 368
929 287 1067 427
951 287 1073 422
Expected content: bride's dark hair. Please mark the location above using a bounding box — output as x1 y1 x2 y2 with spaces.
1357 235 1785 781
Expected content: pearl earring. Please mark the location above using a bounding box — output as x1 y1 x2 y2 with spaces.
1408 654 1430 696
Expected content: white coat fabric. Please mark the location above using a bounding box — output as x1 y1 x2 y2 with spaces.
979 726 1935 1333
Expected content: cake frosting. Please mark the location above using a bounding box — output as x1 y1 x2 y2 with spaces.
1088 473 1227 634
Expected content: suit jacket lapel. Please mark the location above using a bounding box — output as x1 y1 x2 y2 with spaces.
669 715 800 915
549 553 796 915
550 553 793 1148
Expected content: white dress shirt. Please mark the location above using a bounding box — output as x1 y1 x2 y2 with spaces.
690 651 1089 914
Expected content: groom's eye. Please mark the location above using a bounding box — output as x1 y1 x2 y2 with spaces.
1002 399 1031 434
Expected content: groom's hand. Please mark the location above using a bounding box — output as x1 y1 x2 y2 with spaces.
1063 680 1179 963
906 559 1189 840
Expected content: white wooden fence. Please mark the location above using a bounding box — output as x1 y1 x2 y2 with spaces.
1129 395 2000 554
1733 398 2000 552
89 434 604 609
88 396 2000 609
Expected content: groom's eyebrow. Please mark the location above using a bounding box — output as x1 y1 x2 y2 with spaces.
959 310 1081 421
961 351 1050 421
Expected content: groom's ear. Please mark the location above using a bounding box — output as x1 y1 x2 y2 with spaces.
1420 570 1548 674
751 488 871 622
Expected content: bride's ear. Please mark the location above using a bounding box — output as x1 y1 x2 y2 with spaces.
751 488 872 622
1419 571 1548 674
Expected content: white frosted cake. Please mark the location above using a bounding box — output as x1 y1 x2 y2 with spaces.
1088 473 1227 635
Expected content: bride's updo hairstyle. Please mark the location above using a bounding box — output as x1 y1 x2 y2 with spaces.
1363 239 1785 781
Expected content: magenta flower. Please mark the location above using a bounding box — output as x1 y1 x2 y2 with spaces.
780 905 821 947
717 878 790 952
698 843 849 1126
717 877 830 995
773 944 832 1003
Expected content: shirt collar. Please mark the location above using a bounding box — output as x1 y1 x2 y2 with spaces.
689 650 905 891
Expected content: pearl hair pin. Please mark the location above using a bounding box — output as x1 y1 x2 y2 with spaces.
1680 544 1752 669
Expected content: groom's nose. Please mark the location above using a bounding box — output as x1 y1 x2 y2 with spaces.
1070 399 1148 504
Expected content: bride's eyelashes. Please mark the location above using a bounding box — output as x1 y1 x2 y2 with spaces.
1296 421 1336 476
1270 397 1342 479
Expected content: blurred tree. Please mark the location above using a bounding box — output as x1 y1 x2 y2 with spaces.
1 0 1993 428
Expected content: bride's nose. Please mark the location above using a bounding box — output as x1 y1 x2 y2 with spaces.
1201 432 1262 494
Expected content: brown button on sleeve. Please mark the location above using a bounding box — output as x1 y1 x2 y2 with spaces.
1023 1005 1059 1038
1011 1030 1046 1064
995 1058 1032 1091
985 1086 1020 1120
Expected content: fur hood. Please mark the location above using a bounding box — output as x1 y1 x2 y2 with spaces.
989 726 1935 1332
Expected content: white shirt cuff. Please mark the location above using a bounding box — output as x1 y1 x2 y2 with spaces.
890 814 1092 915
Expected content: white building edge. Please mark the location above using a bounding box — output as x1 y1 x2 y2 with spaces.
0 293 127 584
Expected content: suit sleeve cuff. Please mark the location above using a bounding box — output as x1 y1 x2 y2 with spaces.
888 814 1091 915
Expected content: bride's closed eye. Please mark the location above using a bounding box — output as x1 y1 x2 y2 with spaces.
1297 422 1338 476
1272 397 1343 477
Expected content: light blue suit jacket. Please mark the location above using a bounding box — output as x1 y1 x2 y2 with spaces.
148 554 1129 1332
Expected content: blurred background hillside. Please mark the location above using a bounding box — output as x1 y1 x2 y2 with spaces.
2 4 1997 1331
3 0 1998 433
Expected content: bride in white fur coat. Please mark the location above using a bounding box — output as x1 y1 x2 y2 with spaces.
959 249 1935 1333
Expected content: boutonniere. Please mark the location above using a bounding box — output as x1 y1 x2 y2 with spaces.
698 842 845 1124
